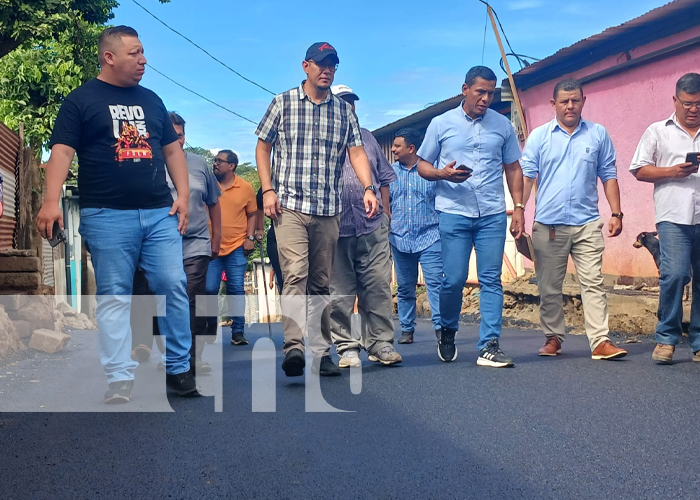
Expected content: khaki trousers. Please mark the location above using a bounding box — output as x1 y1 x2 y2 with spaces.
532 219 610 351
328 214 395 356
273 208 340 356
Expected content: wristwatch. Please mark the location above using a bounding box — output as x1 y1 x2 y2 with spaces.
247 235 256 242
514 203 525 210
611 212 624 220
364 185 377 194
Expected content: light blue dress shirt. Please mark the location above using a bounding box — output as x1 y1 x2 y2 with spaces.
520 118 617 226
389 161 440 253
417 104 521 218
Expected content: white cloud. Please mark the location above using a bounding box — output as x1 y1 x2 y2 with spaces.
508 0 544 10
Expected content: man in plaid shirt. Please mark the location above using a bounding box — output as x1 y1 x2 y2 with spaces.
255 42 378 378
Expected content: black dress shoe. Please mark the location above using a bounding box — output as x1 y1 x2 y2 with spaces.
281 348 305 377
311 355 341 376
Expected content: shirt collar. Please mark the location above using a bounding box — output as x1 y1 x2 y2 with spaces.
299 81 332 104
550 117 588 135
458 100 485 122
395 160 418 171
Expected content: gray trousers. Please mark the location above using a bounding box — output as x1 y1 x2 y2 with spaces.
329 215 395 355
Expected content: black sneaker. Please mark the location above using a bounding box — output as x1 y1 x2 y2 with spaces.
281 348 305 377
438 327 458 362
231 332 248 345
311 355 341 376
477 338 514 368
165 371 199 397
397 331 414 344
104 380 133 405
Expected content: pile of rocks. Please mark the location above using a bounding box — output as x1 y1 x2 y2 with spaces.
0 295 96 358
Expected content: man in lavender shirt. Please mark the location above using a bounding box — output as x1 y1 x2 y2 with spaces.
326 84 402 368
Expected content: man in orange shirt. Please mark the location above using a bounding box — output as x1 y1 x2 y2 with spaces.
205 149 257 345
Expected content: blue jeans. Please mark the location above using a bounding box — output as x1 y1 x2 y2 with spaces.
392 240 443 332
79 207 191 383
439 211 507 351
656 222 700 351
206 247 247 334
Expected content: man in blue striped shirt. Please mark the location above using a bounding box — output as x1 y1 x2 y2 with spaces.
521 79 627 361
390 128 443 344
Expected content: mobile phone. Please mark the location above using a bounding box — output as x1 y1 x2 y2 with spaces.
685 152 700 165
455 164 473 174
48 221 66 247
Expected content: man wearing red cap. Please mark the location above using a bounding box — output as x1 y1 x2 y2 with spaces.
255 42 378 378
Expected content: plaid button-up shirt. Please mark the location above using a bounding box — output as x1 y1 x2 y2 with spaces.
255 82 364 216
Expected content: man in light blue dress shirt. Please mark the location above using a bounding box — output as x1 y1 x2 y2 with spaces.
521 79 627 361
389 128 443 344
417 66 525 367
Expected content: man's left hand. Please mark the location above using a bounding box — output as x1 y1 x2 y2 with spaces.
169 196 189 235
510 209 525 240
608 217 623 237
363 191 378 218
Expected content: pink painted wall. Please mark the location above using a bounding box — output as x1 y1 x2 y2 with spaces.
519 26 700 278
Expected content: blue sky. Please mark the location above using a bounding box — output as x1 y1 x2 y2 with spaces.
113 0 665 163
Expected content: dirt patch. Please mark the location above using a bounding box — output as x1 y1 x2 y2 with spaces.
403 273 687 336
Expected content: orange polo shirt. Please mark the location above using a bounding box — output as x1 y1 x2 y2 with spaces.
217 175 258 256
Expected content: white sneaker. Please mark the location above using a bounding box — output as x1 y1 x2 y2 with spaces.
338 349 361 368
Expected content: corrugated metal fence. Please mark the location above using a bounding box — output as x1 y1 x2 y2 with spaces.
0 122 20 249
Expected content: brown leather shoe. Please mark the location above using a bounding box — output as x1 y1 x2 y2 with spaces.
591 340 627 360
694 351 700 363
652 344 674 364
539 336 562 356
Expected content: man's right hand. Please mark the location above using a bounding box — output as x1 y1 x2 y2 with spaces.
442 160 472 184
36 202 64 240
670 162 699 178
263 190 282 221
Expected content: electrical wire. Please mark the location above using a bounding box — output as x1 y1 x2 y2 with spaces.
131 0 276 96
499 53 541 73
148 65 259 126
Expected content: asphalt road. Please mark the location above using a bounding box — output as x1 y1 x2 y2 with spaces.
1 320 699 500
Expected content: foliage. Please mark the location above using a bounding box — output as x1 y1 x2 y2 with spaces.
184 146 215 166
0 0 116 59
0 19 102 150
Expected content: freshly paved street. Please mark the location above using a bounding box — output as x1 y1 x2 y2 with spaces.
1 319 699 499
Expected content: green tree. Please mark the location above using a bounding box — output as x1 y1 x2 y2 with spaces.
0 19 102 150
0 1 172 59
184 146 215 166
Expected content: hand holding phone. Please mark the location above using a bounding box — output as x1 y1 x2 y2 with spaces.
48 221 66 247
684 152 700 166
455 164 473 174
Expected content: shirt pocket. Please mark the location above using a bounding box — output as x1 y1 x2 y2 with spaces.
576 142 598 164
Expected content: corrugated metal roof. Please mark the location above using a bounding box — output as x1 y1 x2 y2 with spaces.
512 0 700 90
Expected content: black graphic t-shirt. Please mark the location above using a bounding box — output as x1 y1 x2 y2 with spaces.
50 78 178 209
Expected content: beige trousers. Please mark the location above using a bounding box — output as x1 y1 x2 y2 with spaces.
273 208 340 356
532 219 610 351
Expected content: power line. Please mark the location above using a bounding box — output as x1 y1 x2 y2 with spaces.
148 65 259 126
477 0 540 71
131 0 276 96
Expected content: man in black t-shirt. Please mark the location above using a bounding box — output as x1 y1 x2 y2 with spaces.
37 25 197 404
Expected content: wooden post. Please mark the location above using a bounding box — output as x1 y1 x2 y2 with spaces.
487 5 529 140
